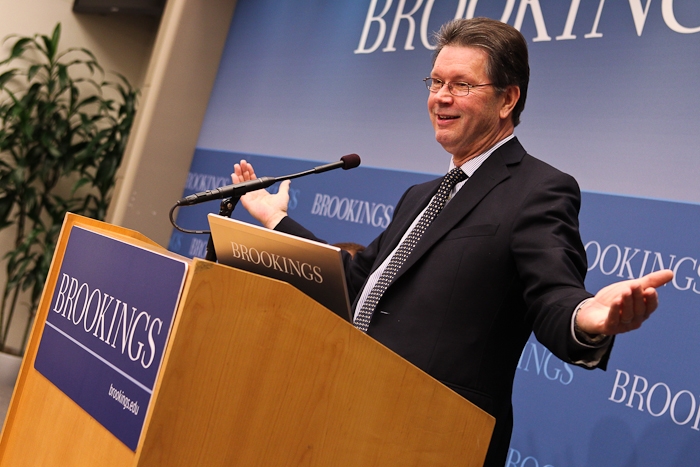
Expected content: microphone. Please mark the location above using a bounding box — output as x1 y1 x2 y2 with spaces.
310 153 361 173
176 154 361 206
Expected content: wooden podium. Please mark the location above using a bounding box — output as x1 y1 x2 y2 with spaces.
0 214 494 466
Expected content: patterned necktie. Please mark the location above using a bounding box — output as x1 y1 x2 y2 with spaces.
354 167 468 332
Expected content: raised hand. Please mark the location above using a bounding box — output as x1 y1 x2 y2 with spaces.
232 160 290 229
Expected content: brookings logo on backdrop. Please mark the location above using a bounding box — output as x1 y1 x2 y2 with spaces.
355 0 700 54
517 340 574 386
506 447 554 467
609 369 700 432
185 171 230 193
311 192 394 229
584 240 700 294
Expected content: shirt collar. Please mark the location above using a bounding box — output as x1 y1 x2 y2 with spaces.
448 134 515 177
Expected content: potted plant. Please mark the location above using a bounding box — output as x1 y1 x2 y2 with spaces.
0 23 138 362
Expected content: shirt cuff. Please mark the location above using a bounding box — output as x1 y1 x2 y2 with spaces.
570 298 612 368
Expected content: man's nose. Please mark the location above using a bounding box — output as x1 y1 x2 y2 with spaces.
434 85 454 101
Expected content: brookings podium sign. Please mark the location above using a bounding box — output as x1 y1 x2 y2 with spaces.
34 226 188 450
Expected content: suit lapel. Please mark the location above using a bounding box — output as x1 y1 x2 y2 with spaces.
373 177 441 267
388 139 525 284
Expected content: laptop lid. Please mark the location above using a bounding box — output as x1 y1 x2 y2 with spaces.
208 214 352 322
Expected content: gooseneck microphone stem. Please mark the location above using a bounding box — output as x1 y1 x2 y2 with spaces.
174 154 360 207
169 154 361 235
204 196 239 261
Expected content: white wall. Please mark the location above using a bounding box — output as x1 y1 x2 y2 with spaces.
0 0 158 86
107 0 239 246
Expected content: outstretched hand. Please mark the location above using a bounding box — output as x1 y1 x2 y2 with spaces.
576 269 674 336
232 160 290 229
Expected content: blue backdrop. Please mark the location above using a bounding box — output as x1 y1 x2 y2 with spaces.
171 1 700 465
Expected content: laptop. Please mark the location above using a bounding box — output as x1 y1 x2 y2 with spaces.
208 214 353 322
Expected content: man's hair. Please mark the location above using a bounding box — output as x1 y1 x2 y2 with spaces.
433 17 529 127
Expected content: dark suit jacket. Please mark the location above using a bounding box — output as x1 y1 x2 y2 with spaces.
276 137 610 467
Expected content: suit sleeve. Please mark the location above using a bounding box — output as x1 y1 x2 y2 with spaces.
510 171 612 368
275 186 417 305
275 216 384 305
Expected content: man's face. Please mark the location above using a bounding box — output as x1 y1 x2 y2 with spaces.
428 45 513 164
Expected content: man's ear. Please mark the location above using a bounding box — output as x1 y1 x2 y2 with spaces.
499 85 520 121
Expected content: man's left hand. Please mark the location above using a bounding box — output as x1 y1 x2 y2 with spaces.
576 269 674 336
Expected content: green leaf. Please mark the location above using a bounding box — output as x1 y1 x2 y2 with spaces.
8 37 33 61
26 64 42 82
57 63 69 89
0 69 17 88
41 35 54 61
75 95 100 112
50 24 61 57
78 47 98 64
0 196 15 227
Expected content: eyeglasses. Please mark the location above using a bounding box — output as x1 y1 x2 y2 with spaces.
423 77 493 96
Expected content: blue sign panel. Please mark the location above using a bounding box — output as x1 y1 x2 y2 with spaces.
197 0 700 203
510 192 700 466
35 226 188 451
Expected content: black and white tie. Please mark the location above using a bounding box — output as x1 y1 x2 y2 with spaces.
354 167 468 332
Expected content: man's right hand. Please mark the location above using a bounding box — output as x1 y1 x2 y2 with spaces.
232 160 290 229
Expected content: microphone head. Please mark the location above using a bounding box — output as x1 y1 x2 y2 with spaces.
340 153 361 170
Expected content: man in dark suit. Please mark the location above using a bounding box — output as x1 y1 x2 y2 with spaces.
231 17 672 467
